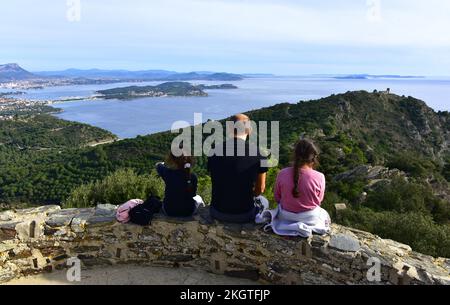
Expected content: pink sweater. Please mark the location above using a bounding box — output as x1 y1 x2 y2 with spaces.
274 167 326 213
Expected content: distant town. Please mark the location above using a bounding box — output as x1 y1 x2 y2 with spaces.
0 78 126 90
0 96 58 121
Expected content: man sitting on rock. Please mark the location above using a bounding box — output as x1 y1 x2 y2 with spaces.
207 114 269 223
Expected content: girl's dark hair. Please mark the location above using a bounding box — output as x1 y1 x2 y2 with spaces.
166 151 195 193
292 139 320 198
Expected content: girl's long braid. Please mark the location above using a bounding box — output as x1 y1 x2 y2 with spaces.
291 139 320 198
292 155 302 198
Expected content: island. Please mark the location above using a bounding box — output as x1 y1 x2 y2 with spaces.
196 84 238 90
334 74 425 80
96 82 238 100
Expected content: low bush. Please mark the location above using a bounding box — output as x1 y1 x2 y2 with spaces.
340 208 450 258
63 169 164 208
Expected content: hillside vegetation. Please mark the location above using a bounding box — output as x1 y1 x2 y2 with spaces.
0 114 116 149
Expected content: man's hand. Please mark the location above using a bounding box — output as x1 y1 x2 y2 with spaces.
254 173 267 196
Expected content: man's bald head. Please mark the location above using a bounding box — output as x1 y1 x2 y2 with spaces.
229 113 252 139
231 113 250 123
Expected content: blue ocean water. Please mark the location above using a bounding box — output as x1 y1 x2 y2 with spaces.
3 77 449 138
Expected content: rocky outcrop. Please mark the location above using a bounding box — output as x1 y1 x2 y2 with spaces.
334 165 405 183
1 205 449 285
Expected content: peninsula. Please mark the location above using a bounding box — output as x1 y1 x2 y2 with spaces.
96 82 237 100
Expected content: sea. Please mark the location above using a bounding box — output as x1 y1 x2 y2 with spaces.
2 77 449 139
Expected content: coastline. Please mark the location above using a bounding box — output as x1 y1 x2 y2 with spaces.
4 76 450 140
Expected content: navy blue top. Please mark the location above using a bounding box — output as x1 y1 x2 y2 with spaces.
156 163 198 217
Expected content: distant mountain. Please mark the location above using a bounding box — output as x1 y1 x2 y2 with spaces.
34 68 244 81
196 84 238 90
34 68 177 80
205 73 243 81
0 63 39 82
163 72 243 81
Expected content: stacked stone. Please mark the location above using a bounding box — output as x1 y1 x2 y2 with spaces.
1 205 449 285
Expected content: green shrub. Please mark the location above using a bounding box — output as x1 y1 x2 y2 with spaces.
387 153 437 177
340 208 450 257
330 180 366 204
364 178 450 223
321 191 346 217
443 158 450 182
265 167 281 209
431 199 450 224
197 176 212 205
63 169 164 208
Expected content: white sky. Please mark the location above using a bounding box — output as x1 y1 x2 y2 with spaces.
1 0 449 75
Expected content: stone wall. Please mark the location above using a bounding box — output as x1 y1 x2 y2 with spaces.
1 205 449 285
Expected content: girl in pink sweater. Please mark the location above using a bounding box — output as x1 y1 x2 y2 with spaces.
260 139 329 237
275 139 326 213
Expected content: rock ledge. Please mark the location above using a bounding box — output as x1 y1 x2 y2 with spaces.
1 205 449 285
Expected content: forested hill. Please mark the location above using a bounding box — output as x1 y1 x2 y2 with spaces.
0 115 117 150
248 90 450 171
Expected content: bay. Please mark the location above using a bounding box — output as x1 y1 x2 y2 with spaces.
3 77 449 139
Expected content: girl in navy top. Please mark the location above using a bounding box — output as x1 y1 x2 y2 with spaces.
156 152 201 217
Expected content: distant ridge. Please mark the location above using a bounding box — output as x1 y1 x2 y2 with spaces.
0 63 39 81
34 68 244 81
0 63 244 82
34 68 176 79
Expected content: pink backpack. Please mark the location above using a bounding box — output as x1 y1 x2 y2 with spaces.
116 199 144 223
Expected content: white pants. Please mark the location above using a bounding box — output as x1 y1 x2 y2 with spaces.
257 205 331 238
193 195 205 208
